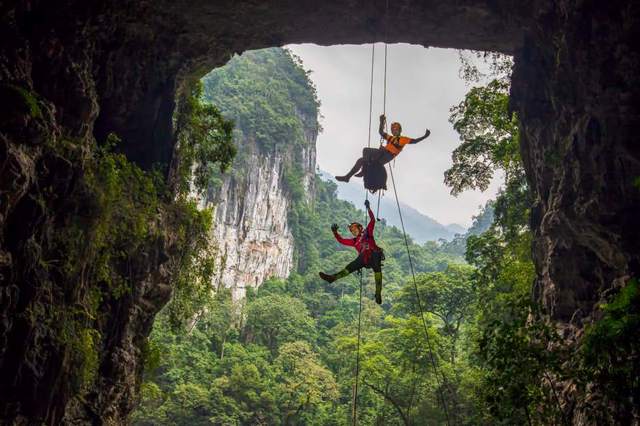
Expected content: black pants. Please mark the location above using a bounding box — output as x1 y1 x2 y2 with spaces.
345 250 383 274
363 147 395 165
344 147 394 177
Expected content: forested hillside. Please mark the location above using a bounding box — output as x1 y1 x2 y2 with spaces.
134 168 483 424
132 48 638 425
133 48 474 425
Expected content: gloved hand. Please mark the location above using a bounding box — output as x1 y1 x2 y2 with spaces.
424 128 431 138
364 199 370 209
331 223 339 233
379 114 386 123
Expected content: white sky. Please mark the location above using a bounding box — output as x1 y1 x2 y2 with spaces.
287 43 501 227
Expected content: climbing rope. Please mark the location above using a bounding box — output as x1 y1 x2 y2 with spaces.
353 2 451 423
388 165 452 426
351 269 364 426
352 41 377 426
366 44 376 150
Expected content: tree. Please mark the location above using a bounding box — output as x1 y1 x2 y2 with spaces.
243 294 316 354
397 264 475 364
275 341 339 425
445 79 521 196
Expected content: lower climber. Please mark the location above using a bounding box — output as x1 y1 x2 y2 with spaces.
319 199 384 304
335 114 430 182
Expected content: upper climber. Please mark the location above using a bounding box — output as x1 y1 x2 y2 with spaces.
335 114 431 183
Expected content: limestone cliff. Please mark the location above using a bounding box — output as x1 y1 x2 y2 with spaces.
204 134 316 301
196 49 318 301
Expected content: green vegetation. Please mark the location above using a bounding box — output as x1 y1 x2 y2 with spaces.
131 48 637 425
134 48 476 426
133 174 472 425
579 278 640 422
30 65 236 393
1 83 43 119
445 79 520 196
174 81 236 195
201 48 320 155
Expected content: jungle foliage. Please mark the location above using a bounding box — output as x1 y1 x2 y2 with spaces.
133 48 637 425
35 67 236 396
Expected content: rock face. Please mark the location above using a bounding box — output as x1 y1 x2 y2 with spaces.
192 49 319 301
510 2 640 419
0 0 638 424
202 134 316 301
208 150 296 301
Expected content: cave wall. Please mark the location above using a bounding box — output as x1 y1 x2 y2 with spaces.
1 0 638 424
514 1 640 324
511 1 640 418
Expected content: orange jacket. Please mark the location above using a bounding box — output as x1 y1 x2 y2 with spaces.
382 134 412 156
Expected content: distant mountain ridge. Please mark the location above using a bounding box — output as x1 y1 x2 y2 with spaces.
319 171 465 243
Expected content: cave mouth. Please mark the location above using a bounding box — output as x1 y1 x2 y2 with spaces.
131 43 518 425
2 1 638 424
91 0 523 174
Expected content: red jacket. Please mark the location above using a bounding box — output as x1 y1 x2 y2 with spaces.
333 207 380 262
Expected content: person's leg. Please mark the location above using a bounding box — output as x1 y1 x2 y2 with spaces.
336 148 380 182
319 255 364 283
336 157 364 182
370 252 383 304
354 148 383 177
379 149 395 165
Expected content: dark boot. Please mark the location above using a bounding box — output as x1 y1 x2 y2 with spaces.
374 272 383 304
319 272 336 283
320 268 350 283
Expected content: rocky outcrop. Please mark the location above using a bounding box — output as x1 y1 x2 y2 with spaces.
1 0 638 424
201 134 316 301
511 1 640 420
191 50 319 302
209 151 295 301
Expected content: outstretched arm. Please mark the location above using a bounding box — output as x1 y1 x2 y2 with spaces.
332 224 355 247
410 129 431 144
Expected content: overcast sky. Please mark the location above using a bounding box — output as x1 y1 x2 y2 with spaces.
286 43 501 227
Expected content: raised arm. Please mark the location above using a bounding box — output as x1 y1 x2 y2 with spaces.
379 114 388 139
365 200 375 233
410 128 431 144
331 224 355 247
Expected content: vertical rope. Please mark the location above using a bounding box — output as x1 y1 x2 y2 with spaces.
351 270 364 426
383 43 388 118
367 43 376 151
353 41 377 426
383 0 389 117
388 166 452 426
